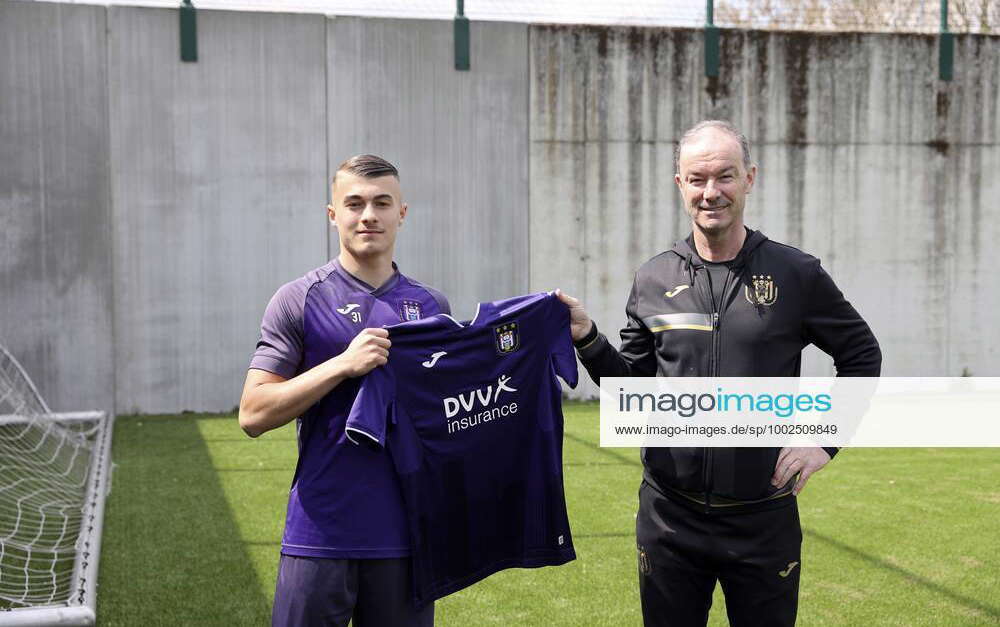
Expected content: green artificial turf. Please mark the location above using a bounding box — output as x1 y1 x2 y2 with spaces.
97 404 1000 625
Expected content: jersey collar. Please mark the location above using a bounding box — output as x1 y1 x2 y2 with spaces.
332 258 402 296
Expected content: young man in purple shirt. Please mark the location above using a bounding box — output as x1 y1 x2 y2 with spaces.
239 155 448 626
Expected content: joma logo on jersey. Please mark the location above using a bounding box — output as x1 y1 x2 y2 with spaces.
422 351 447 368
494 322 520 355
443 375 517 418
399 300 422 322
336 303 362 323
745 275 778 306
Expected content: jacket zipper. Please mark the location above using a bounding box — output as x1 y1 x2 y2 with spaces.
715 268 733 375
704 311 719 511
698 267 716 511
703 267 733 512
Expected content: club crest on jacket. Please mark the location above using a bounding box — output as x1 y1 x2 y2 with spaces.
745 275 778 306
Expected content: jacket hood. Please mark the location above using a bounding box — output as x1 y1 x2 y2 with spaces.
669 228 769 270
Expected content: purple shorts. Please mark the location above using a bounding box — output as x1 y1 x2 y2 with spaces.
271 555 434 627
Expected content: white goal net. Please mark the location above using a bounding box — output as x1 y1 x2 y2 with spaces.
0 344 113 626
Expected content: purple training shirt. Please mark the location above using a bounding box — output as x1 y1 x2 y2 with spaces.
249 259 449 559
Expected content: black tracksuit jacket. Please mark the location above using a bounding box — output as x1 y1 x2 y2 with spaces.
576 229 882 512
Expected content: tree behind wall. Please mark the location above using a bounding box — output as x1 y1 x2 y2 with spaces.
716 0 995 33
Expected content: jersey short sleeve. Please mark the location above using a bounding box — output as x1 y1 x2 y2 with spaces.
249 278 309 378
346 365 397 449
548 298 579 389
552 345 578 388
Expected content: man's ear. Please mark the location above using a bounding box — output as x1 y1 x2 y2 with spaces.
327 204 336 226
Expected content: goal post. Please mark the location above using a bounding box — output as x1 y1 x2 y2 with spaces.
0 344 114 626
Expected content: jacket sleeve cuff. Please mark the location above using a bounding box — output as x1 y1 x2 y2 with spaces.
575 324 611 362
822 446 840 460
573 321 600 351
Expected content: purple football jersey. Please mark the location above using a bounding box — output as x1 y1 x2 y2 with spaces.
346 292 578 604
249 259 449 559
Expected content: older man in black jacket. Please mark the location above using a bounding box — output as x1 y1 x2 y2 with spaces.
557 120 881 627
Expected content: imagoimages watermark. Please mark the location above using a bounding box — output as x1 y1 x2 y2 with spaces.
599 378 1000 447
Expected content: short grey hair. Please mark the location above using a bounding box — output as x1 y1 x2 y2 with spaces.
674 120 752 172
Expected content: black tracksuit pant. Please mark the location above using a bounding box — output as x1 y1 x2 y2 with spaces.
636 480 802 627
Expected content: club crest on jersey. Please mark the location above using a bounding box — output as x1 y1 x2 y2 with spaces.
399 300 423 322
494 322 520 355
745 275 778 306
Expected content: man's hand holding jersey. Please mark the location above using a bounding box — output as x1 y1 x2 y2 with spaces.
338 328 391 377
239 328 390 438
554 289 593 342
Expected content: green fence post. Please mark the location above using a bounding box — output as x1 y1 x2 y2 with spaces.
180 0 197 63
939 0 953 80
705 0 719 77
455 0 470 71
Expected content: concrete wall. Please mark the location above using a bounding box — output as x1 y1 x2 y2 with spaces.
327 17 529 320
529 26 1000 397
1 4 528 413
0 2 114 412
108 8 328 413
2 3 998 410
